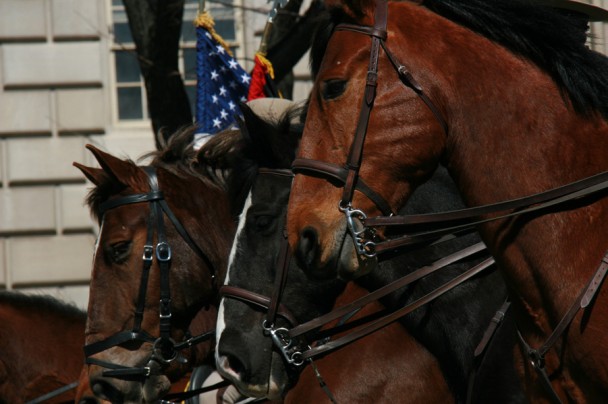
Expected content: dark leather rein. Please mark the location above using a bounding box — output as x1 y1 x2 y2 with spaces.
220 169 494 367
289 0 608 401
84 166 215 379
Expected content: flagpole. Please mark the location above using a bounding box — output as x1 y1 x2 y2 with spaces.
247 0 287 100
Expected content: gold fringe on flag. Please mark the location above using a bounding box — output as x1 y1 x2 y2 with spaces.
254 51 275 79
194 11 234 57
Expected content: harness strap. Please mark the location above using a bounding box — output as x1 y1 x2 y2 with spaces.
380 41 448 134
466 300 511 404
265 230 292 328
84 330 157 357
517 249 608 403
162 379 232 402
299 257 494 361
291 158 394 216
367 171 608 254
24 381 80 404
288 241 488 338
219 285 299 327
336 0 388 208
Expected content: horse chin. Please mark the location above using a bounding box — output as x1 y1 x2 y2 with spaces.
142 360 171 402
217 353 288 401
337 234 378 280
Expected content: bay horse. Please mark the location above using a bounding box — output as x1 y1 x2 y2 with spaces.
213 100 523 402
73 128 249 402
286 0 608 401
0 291 85 403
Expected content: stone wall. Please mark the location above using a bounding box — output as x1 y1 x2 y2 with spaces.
0 0 607 310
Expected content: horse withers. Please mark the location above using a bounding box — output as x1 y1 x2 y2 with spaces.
287 0 608 401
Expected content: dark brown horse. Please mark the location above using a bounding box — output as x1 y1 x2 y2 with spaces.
73 130 248 402
287 0 608 401
0 291 85 403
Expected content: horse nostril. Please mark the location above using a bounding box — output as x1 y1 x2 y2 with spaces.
296 226 319 271
218 351 249 380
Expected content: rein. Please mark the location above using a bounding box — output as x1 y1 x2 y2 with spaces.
84 166 216 379
220 170 495 368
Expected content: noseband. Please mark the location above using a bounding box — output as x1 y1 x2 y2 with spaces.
85 166 215 379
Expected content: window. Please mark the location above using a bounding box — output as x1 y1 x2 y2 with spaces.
110 0 238 122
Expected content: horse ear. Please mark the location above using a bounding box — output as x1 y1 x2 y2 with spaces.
82 144 142 188
240 102 283 167
72 162 109 186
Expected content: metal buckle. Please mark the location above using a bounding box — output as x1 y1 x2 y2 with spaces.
339 203 377 258
156 242 172 261
143 245 154 262
268 327 305 367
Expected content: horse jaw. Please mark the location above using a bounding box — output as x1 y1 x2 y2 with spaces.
142 361 171 403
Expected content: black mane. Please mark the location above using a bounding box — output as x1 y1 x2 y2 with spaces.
311 0 608 119
198 102 305 209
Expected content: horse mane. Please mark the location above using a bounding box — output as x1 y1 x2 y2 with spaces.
85 126 230 220
0 291 86 320
311 0 608 119
197 102 305 209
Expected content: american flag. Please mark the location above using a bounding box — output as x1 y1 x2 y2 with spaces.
195 12 250 146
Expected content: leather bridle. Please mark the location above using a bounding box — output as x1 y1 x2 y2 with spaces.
288 0 608 402
292 0 449 259
220 169 495 367
84 166 215 379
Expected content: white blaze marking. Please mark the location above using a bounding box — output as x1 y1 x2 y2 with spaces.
216 191 253 369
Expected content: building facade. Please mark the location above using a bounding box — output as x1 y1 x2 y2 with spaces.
0 0 606 309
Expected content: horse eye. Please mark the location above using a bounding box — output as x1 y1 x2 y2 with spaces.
254 215 274 232
322 79 347 100
105 241 132 264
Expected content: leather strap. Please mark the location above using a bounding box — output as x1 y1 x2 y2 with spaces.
365 170 608 254
288 241 489 339
517 249 608 403
299 257 494 361
292 158 394 216
219 285 299 327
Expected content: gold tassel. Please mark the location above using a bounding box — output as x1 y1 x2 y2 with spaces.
194 11 234 57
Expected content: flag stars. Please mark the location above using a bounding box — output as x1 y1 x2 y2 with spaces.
228 59 238 69
241 74 251 84
212 117 222 128
228 101 236 111
219 86 227 96
210 70 219 81
212 95 219 104
220 66 227 73
216 45 226 54
229 81 237 89
220 109 228 120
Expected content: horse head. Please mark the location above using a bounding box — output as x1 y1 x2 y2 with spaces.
74 130 239 402
210 99 348 399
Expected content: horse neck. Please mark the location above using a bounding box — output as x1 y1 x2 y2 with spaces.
423 15 608 332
